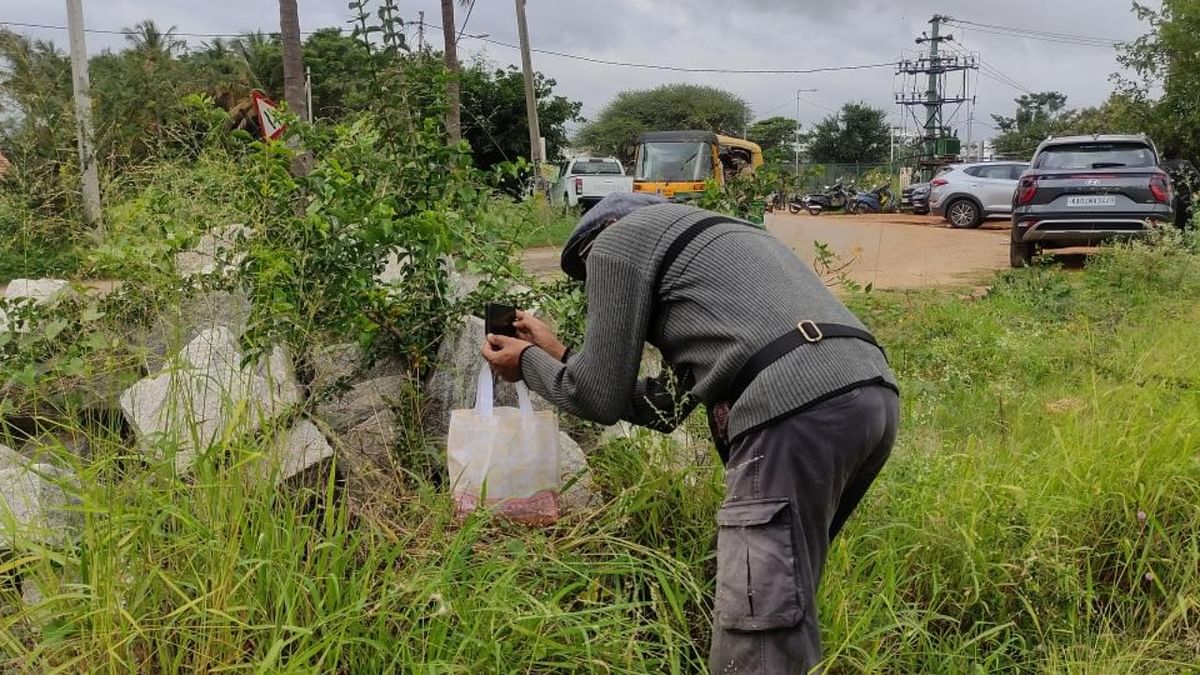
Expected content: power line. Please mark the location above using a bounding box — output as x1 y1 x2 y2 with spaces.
949 18 1125 45
423 20 900 75
456 0 477 44
3 17 901 76
0 19 322 39
945 18 1122 49
945 42 1033 95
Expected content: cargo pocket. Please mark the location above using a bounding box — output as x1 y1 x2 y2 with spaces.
714 497 803 632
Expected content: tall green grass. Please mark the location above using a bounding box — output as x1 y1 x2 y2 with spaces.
3 236 1199 672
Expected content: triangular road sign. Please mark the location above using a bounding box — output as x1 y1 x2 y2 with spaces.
251 90 286 141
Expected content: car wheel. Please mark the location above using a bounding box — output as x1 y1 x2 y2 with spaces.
947 199 982 228
1010 240 1036 268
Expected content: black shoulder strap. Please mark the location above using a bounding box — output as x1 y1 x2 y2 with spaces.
651 216 743 306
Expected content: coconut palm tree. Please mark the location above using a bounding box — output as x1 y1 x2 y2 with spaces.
441 0 462 143
121 20 185 61
278 0 308 122
233 32 282 95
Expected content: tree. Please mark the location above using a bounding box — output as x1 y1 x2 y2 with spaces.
278 0 307 122
991 91 1070 159
1119 0 1200 158
302 29 369 119
805 102 889 163
232 32 283 95
575 84 750 163
121 20 185 61
1057 93 1153 138
747 115 797 168
460 61 582 169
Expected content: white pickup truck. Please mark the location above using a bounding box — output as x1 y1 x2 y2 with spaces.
549 157 634 210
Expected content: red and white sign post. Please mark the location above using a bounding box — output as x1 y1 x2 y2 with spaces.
251 90 287 141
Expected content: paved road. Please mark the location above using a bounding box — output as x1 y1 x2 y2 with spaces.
524 213 1011 290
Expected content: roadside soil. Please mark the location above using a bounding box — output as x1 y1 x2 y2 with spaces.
522 212 1016 289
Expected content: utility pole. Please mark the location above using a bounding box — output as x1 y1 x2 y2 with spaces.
793 89 818 181
515 0 544 191
418 11 425 51
65 0 101 231
896 14 976 180
923 15 944 163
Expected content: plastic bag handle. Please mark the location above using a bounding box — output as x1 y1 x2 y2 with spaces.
475 360 535 417
515 381 534 417
475 362 494 416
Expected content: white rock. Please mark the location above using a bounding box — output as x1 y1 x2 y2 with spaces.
0 278 72 333
175 224 248 279
310 342 365 391
317 375 405 429
251 419 335 484
119 327 301 473
337 408 399 477
558 432 600 513
1 443 24 468
4 279 71 303
376 248 413 286
0 463 79 549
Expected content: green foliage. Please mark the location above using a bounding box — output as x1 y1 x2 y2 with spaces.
575 84 751 163
747 115 798 170
991 91 1072 159
1120 0 1200 158
460 61 583 169
806 102 890 163
696 169 775 223
302 28 371 120
235 114 503 367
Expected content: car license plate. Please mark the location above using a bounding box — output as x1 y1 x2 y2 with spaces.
1066 195 1116 207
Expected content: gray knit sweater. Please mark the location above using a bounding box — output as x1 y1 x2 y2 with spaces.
520 204 897 440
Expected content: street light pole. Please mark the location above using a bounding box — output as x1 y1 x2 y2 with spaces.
794 88 818 181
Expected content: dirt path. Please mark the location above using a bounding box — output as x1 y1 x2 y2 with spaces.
767 212 1010 289
523 213 1011 289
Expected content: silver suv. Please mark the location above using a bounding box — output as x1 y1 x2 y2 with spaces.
930 161 1029 228
1010 134 1174 267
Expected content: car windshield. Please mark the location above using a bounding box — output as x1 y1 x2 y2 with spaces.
572 160 623 175
1035 143 1157 170
636 142 712 181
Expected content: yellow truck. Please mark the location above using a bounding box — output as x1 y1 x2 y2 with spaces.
632 130 763 201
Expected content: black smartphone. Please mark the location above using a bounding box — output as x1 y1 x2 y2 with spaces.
484 302 518 338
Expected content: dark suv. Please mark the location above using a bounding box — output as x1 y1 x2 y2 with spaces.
1010 134 1174 267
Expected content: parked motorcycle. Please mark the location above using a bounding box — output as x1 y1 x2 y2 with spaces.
799 182 849 215
847 183 894 214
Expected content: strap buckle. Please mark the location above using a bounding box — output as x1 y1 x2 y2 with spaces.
797 320 824 343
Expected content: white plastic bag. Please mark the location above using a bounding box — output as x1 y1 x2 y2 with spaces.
447 363 561 524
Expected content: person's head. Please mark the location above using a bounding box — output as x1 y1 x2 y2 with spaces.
560 192 668 280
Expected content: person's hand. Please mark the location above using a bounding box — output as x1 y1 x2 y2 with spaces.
513 310 566 361
481 334 532 382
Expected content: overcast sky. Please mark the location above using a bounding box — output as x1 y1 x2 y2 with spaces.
4 1 1151 142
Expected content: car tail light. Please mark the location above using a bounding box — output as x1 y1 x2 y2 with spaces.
574 177 583 195
1150 173 1171 203
930 178 948 187
1017 176 1039 205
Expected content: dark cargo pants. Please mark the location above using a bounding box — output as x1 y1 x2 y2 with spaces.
709 384 900 675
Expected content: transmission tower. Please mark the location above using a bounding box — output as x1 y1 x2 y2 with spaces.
895 14 978 180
